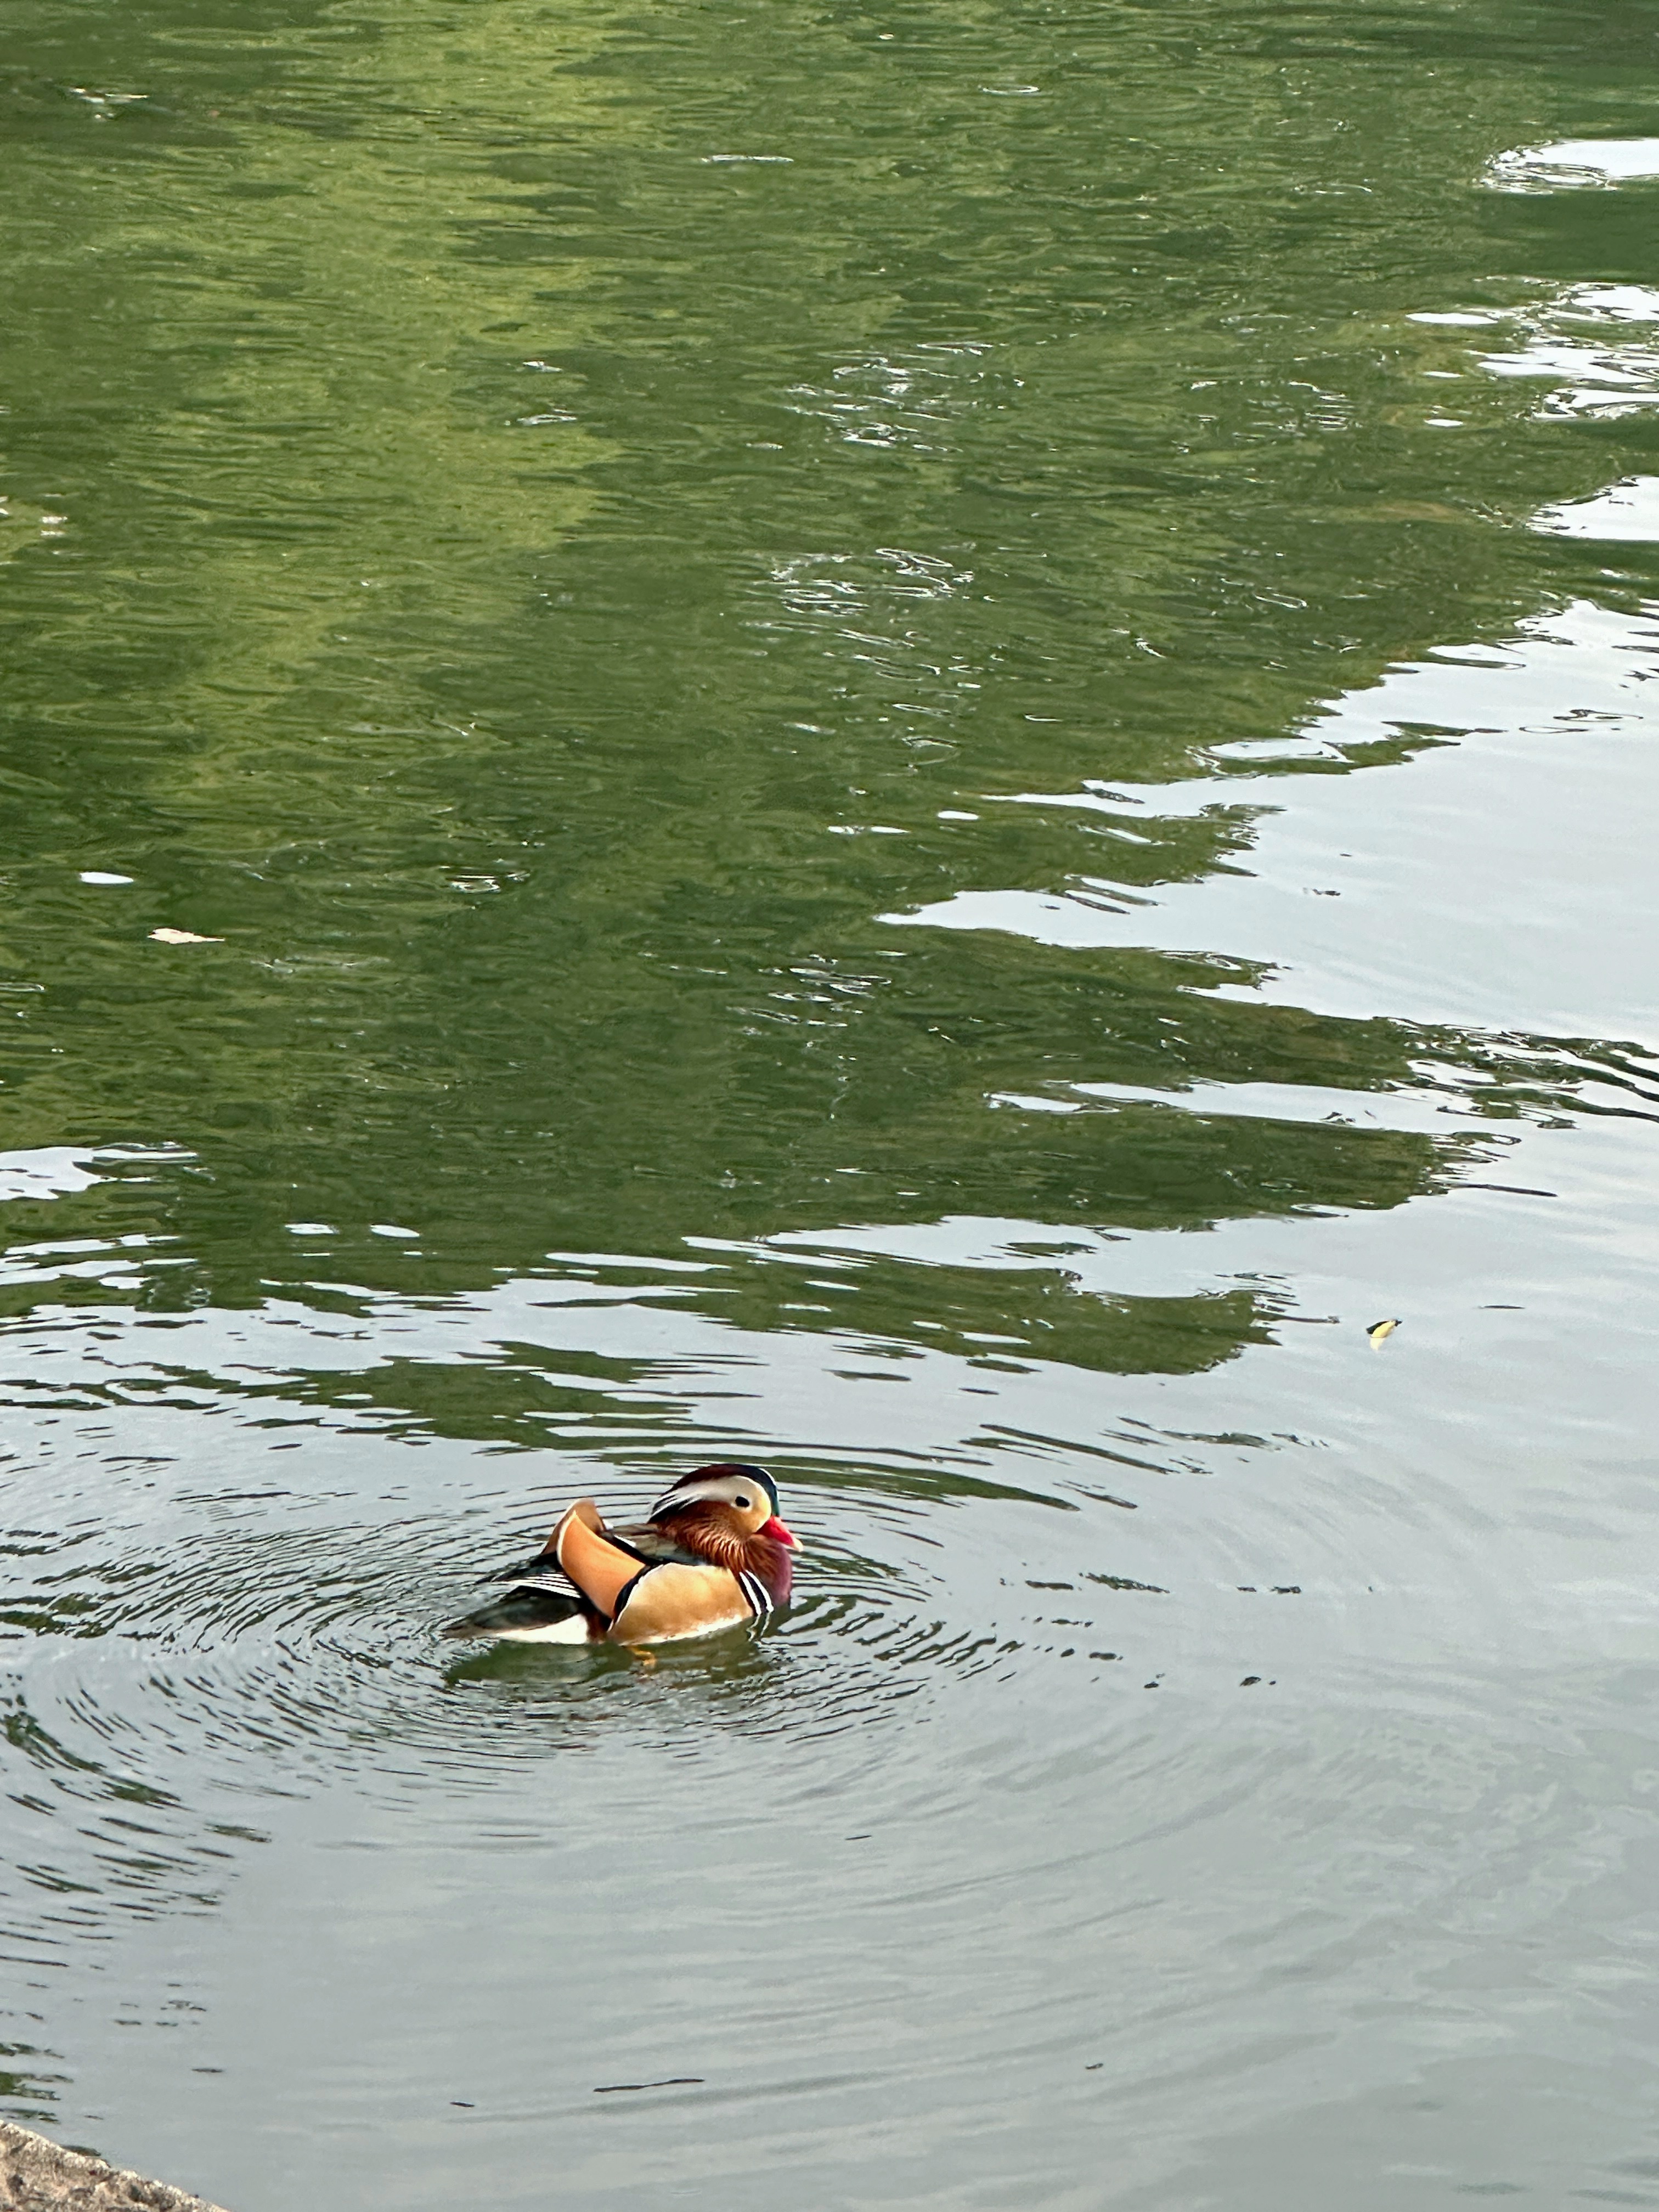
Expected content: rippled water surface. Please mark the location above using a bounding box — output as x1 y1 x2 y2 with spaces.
4 0 1659 2204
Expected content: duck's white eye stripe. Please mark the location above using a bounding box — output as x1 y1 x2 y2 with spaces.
652 1479 742 1516
650 1487 709 1517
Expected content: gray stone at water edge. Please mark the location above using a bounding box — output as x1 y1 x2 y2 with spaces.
0 2122 230 2211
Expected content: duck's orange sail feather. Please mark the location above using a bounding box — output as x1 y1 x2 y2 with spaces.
553 1499 647 1621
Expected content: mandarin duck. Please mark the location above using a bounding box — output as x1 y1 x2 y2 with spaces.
441 1463 799 1645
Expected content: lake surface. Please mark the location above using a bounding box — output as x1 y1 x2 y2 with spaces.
3 0 1659 2204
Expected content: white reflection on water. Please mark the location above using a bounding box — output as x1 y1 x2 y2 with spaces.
988 1071 1509 1131
0 1144 188 1206
1410 284 1659 417
1484 137 1659 191
1532 475 1659 540
1480 338 1659 417
0 1149 104 1203
883 596 1659 1038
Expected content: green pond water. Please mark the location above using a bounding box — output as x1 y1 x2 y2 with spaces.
3 0 1659 2203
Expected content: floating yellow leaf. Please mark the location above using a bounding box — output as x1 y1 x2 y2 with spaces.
1367 1317 1401 1345
149 927 222 945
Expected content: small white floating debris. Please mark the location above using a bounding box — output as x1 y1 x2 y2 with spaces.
149 926 222 944
1367 1317 1402 1345
80 870 133 885
285 1222 336 1235
370 1223 420 1239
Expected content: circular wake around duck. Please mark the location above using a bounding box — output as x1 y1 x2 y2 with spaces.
2 1437 1032 1861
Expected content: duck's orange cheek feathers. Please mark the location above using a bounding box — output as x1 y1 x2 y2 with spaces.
764 1516 799 1549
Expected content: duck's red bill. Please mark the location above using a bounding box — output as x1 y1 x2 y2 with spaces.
763 1515 799 1549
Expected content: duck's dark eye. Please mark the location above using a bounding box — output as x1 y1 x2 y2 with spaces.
735 1496 751 1509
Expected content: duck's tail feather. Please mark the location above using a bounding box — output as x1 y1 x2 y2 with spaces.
441 1587 601 1642
482 1550 557 1584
